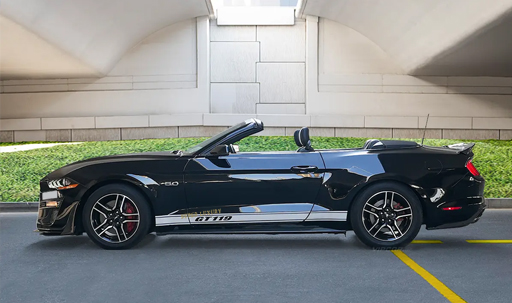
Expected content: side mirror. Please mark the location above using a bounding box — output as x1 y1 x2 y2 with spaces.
210 144 230 156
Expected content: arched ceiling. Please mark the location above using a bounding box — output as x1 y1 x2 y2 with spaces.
3 0 512 79
0 0 212 79
0 15 100 79
300 0 512 76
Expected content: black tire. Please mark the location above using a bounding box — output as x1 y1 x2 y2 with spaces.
350 182 423 249
82 184 152 249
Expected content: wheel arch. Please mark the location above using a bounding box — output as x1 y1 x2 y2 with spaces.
346 177 428 225
74 179 156 234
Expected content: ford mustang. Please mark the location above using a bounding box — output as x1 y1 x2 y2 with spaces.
37 118 485 249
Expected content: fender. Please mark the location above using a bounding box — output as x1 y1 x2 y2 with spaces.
77 174 160 206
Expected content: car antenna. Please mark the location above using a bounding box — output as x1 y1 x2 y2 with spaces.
421 114 430 146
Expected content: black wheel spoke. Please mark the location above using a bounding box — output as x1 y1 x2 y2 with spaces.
97 225 111 237
367 204 382 211
94 220 108 232
368 220 380 232
396 213 412 219
112 194 120 211
96 202 112 212
120 224 128 241
393 221 404 237
118 195 126 212
112 225 122 241
394 206 411 212
363 209 378 218
92 207 108 218
387 224 399 238
373 224 386 237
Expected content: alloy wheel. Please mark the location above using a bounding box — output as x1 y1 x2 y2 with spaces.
361 191 413 241
90 193 140 243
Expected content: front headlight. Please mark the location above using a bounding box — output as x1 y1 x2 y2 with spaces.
47 178 78 190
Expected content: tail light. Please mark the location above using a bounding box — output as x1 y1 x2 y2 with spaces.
466 159 480 176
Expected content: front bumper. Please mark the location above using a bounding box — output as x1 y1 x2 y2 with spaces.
36 200 79 235
37 178 83 235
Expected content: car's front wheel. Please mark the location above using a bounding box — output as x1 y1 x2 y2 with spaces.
82 184 152 249
350 182 423 249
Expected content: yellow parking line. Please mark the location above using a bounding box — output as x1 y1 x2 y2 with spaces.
392 250 466 303
412 240 443 244
466 240 512 243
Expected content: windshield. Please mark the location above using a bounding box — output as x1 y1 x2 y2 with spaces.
184 121 249 154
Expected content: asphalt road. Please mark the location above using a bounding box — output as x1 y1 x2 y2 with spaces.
1 210 512 303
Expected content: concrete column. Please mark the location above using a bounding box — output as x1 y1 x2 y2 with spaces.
305 15 319 115
197 16 210 113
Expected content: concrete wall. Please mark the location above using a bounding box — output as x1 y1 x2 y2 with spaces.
1 16 512 142
306 17 512 140
210 19 306 115
0 17 212 144
314 19 512 120
1 19 204 118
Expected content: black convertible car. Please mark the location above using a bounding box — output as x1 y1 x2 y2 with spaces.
37 119 485 249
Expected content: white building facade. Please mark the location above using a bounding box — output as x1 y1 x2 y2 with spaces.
1 0 512 142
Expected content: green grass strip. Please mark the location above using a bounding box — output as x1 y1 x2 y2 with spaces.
0 137 510 201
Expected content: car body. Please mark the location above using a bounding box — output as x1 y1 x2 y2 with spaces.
37 118 486 249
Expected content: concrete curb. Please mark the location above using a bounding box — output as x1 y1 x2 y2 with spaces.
485 198 512 209
1 199 512 212
0 202 39 212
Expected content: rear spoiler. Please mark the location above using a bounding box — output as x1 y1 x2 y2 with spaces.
444 143 475 155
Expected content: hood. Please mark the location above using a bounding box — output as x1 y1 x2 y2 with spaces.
42 151 184 181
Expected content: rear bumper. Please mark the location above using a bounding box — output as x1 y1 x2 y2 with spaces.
425 173 485 230
427 199 486 230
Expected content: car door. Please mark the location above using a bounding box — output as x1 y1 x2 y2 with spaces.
184 151 325 225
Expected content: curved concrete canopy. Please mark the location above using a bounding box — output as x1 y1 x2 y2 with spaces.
0 0 212 79
0 16 100 79
300 0 512 76
413 13 512 76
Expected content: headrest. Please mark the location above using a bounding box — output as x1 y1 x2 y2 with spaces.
294 129 302 147
294 127 312 151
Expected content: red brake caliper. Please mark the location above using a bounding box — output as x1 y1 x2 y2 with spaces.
394 202 404 222
125 203 136 233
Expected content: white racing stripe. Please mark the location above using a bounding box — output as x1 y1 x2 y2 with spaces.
156 211 348 227
305 211 347 221
155 215 189 226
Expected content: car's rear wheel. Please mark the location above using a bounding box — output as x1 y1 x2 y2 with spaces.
350 182 422 248
83 184 151 249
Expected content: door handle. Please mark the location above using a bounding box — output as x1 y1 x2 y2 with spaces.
291 165 318 173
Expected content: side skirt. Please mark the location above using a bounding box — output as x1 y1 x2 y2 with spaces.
156 226 346 236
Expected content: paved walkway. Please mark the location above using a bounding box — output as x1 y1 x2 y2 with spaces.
0 142 82 153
